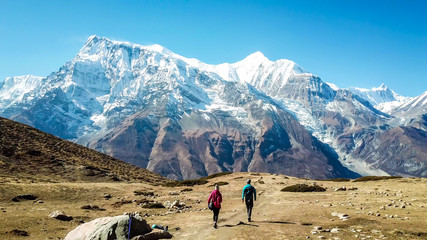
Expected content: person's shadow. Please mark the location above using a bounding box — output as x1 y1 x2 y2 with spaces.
221 221 259 228
257 220 296 225
220 220 297 228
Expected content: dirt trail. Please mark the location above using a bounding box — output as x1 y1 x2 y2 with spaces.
170 175 297 239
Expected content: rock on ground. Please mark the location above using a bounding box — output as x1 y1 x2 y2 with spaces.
131 230 173 240
49 211 73 221
64 214 172 240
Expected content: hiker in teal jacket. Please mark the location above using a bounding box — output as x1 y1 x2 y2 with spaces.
242 179 256 222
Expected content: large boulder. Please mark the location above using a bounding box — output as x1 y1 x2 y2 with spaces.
64 214 153 240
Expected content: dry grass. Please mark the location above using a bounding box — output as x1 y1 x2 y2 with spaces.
1 173 426 240
318 178 351 182
203 172 233 179
353 176 403 182
208 181 229 187
281 184 326 192
163 179 208 187
0 117 170 184
164 172 233 187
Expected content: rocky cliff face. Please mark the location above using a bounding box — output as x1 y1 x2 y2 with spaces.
0 36 425 179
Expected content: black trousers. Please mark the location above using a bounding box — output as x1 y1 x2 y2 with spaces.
212 207 220 222
245 198 253 218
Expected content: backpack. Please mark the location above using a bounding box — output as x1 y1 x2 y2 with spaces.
209 192 218 210
244 186 253 199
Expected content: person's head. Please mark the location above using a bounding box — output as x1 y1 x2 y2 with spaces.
246 179 251 184
215 184 219 190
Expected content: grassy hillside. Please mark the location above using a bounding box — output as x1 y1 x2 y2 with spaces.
0 117 169 184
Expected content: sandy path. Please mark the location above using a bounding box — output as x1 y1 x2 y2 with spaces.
170 176 295 239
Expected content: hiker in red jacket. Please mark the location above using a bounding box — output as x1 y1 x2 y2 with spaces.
208 184 222 228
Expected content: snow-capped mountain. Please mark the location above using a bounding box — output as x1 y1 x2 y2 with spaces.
1 35 426 179
377 91 427 118
0 75 44 116
347 84 427 127
349 84 408 106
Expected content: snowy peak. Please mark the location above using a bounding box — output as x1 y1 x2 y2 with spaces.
326 82 340 91
349 84 407 106
237 51 270 65
0 75 44 103
391 91 427 115
374 83 388 90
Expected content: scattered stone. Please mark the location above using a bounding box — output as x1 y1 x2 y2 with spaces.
348 187 358 190
334 187 346 191
103 194 112 200
169 200 186 209
37 200 44 203
113 200 133 208
168 191 180 196
141 202 165 209
331 212 350 221
313 226 323 231
12 194 37 202
133 191 155 197
163 201 172 208
330 228 340 233
81 205 106 211
317 236 325 239
49 211 73 221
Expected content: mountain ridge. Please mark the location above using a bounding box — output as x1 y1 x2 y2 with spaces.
0 35 425 179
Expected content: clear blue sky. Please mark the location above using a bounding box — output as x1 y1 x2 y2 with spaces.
1 0 426 96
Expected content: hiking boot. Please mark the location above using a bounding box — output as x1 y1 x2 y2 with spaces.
248 218 251 222
213 223 217 228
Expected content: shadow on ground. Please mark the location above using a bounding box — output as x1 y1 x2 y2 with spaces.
221 222 259 228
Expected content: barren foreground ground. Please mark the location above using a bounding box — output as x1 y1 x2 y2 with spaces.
1 173 426 240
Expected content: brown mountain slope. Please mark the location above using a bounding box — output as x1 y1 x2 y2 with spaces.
0 117 169 184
